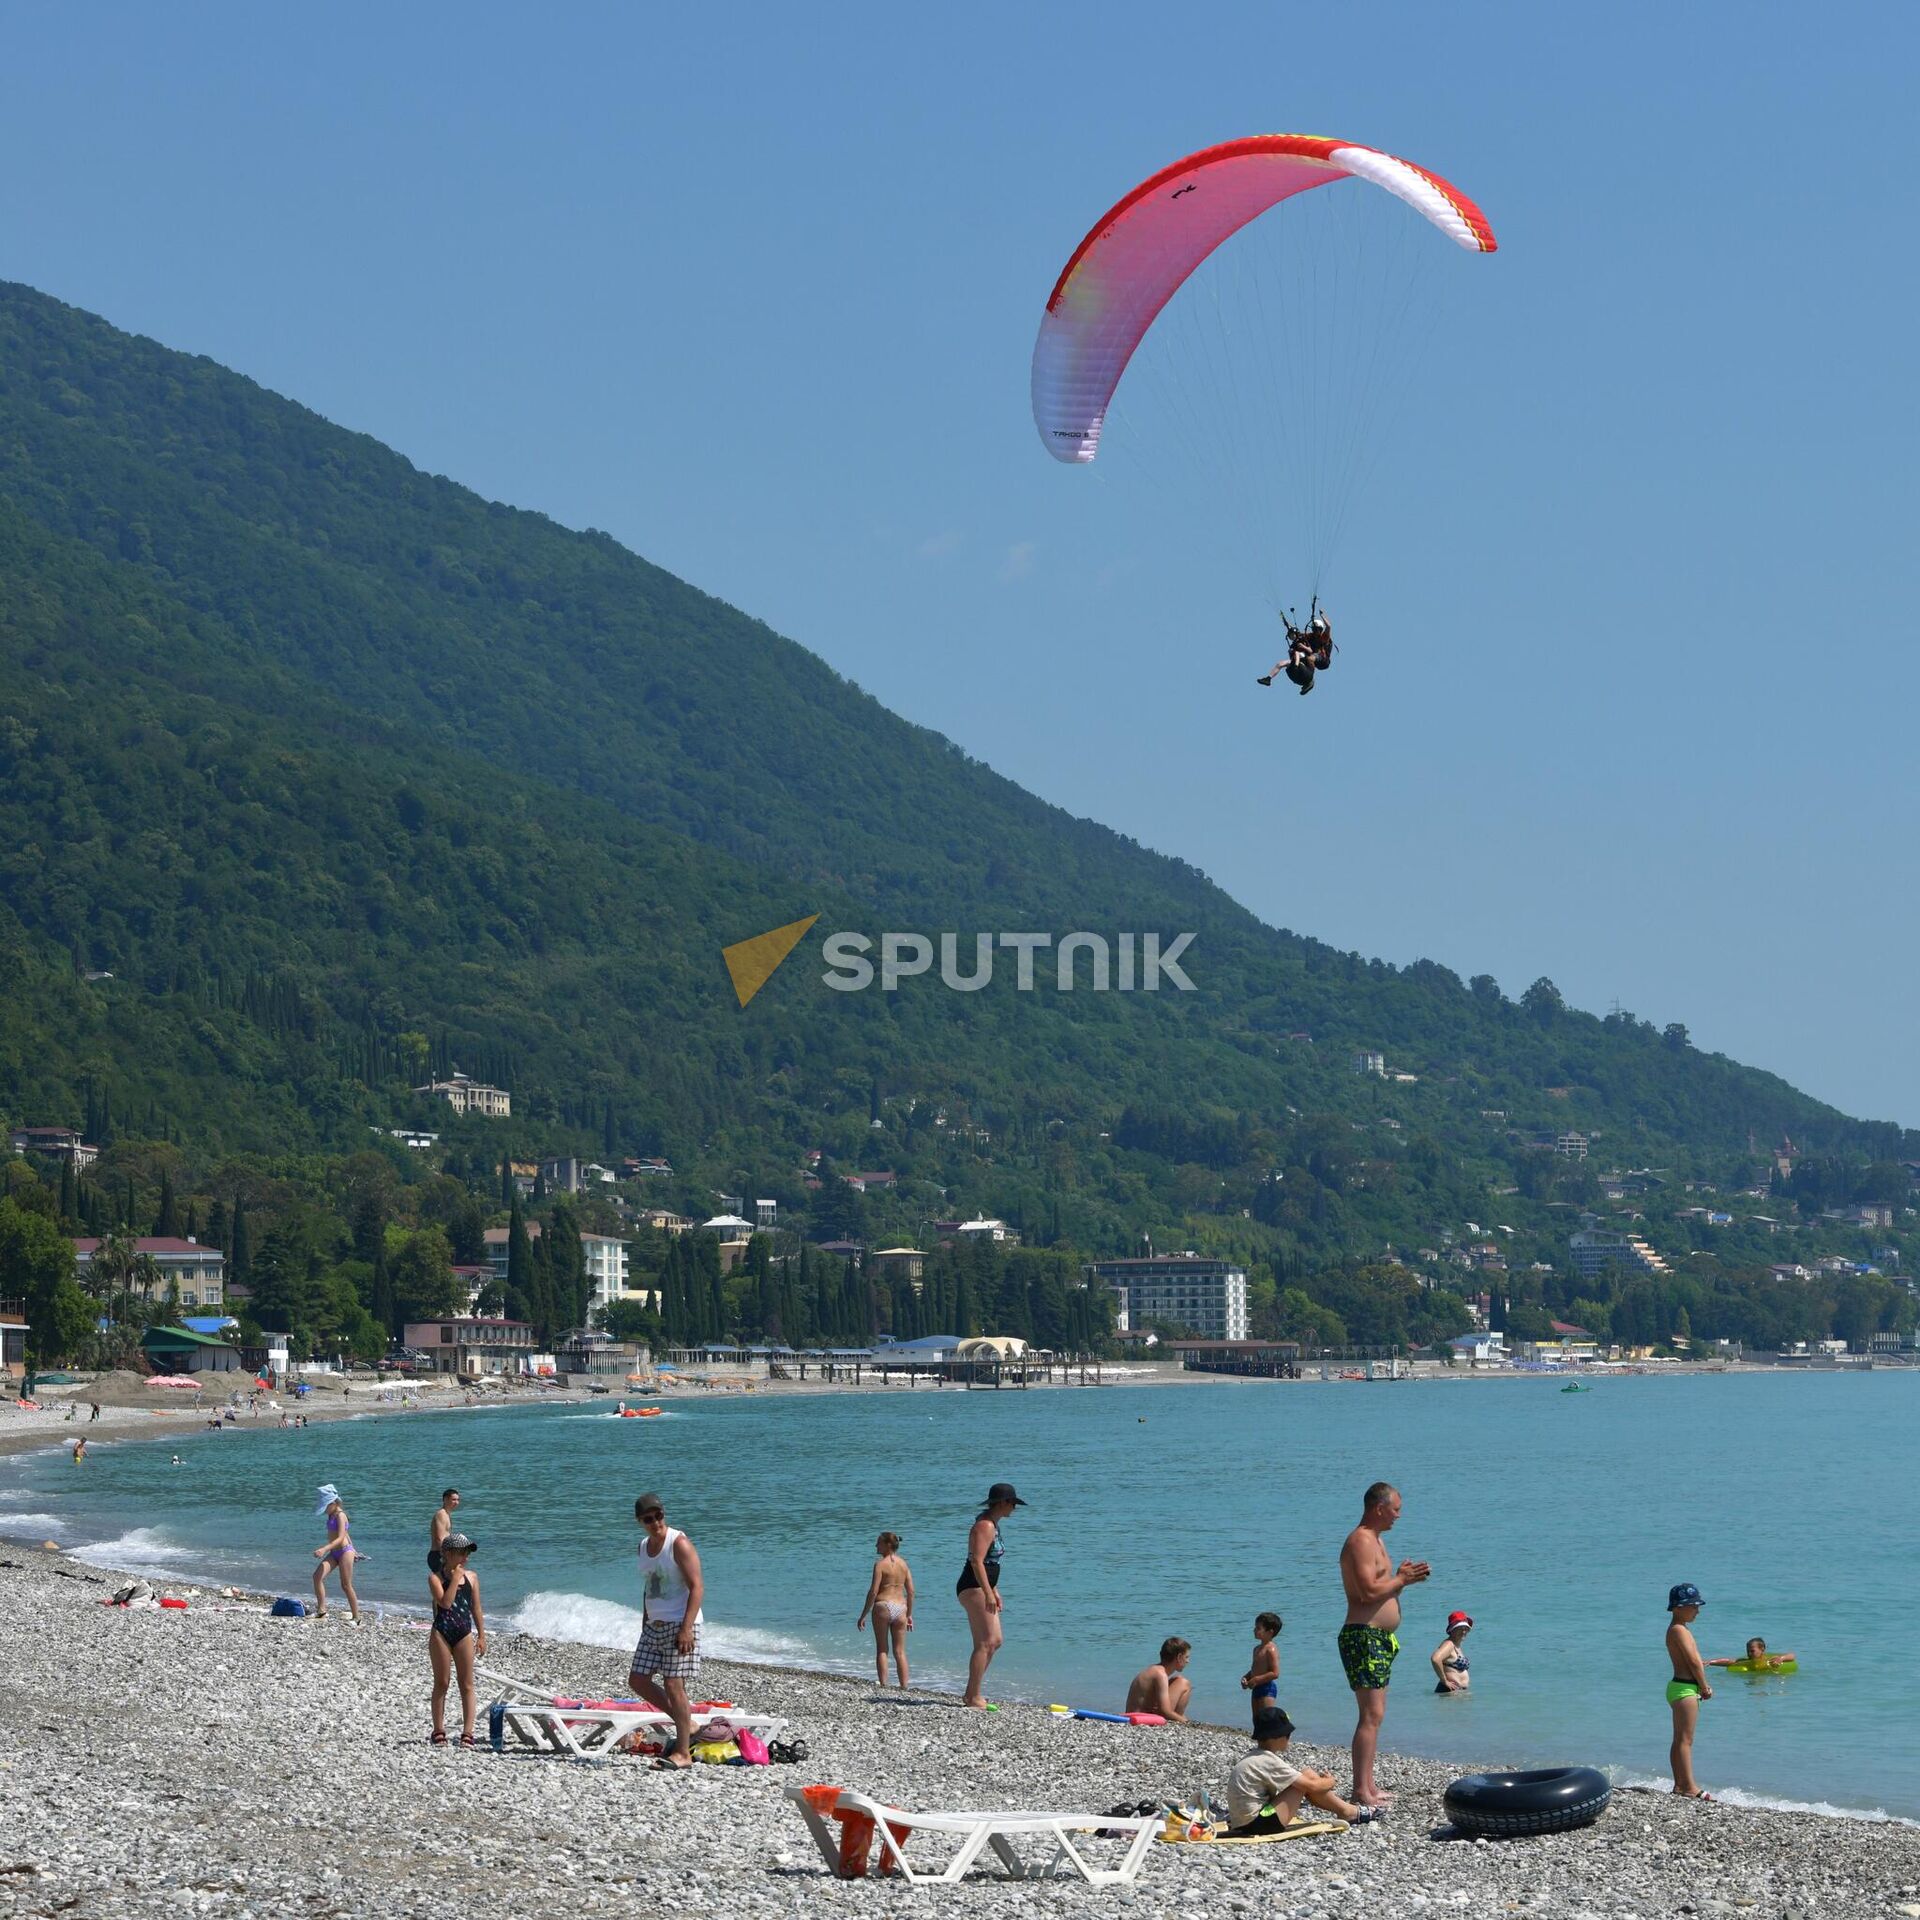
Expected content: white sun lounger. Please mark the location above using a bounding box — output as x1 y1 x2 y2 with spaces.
785 1786 1159 1885
478 1664 788 1763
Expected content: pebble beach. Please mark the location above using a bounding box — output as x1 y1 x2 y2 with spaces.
4 1547 1918 1920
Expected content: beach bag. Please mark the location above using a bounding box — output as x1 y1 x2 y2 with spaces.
270 1596 306 1617
735 1728 771 1766
690 1739 740 1765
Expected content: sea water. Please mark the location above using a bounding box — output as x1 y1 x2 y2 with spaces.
6 1371 1914 1819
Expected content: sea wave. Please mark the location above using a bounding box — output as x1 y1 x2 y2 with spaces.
71 1527 206 1576
1618 1776 1918 1825
0 1512 68 1536
504 1589 844 1671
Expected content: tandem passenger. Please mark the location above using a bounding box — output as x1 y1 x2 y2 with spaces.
1338 1480 1430 1809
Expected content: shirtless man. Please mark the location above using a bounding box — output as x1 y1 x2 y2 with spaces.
429 1487 461 1577
1125 1637 1192 1723
1338 1481 1430 1808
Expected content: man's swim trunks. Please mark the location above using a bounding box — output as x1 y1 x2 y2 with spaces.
1665 1679 1702 1705
1337 1624 1400 1691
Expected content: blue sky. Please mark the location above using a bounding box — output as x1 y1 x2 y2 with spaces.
4 3 1915 1122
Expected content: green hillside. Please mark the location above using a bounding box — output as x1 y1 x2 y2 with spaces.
0 278 1913 1362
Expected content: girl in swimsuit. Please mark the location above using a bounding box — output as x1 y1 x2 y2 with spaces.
1431 1611 1473 1693
957 1483 1023 1709
427 1533 486 1746
857 1531 916 1689
311 1497 363 1623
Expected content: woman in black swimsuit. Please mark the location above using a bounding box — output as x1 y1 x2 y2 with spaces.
427 1533 486 1746
957 1483 1023 1709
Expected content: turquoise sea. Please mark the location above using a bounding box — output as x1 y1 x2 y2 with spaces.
5 1372 1914 1820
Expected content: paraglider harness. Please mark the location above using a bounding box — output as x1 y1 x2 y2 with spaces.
1281 601 1334 693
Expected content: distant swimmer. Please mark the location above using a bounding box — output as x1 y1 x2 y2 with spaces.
857 1530 915 1690
1242 1610 1283 1724
1665 1583 1713 1799
71 1438 86 1464
1432 1611 1473 1693
1708 1634 1796 1673
1338 1480 1430 1809
1125 1636 1192 1723
1258 603 1335 696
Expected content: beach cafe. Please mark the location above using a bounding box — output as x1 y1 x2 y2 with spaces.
141 1324 244 1375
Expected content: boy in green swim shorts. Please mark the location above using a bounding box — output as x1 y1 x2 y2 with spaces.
1665 1582 1713 1799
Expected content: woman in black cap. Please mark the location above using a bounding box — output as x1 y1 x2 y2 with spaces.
957 1484 1023 1708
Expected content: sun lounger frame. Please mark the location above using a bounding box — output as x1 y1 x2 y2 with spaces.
478 1663 787 1762
785 1785 1159 1885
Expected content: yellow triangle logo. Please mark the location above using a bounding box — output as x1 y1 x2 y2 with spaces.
722 913 820 1008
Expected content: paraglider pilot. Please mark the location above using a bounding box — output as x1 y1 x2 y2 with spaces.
1258 604 1333 695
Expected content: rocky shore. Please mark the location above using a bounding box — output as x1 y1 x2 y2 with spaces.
2 1548 1916 1919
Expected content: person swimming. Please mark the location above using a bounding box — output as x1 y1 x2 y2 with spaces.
1708 1635 1797 1672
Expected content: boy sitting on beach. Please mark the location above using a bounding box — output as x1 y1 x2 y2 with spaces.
1241 1611 1282 1723
1125 1637 1192 1723
1226 1709 1377 1834
1665 1582 1713 1799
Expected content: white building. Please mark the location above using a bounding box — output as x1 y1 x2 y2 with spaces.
1353 1050 1386 1077
580 1233 630 1310
1090 1254 1250 1342
413 1073 511 1118
1569 1228 1670 1281
755 1198 779 1230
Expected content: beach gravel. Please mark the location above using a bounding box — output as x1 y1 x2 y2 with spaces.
0 1552 1915 1918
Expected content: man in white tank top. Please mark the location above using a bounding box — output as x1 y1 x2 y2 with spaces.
629 1491 705 1768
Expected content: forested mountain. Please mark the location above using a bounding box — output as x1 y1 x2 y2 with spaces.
0 277 1913 1360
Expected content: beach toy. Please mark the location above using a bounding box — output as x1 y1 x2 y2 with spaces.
1443 1767 1611 1838
1125 1712 1166 1726
1047 1705 1072 1715
158 1596 188 1610
1725 1657 1797 1674
1072 1710 1131 1723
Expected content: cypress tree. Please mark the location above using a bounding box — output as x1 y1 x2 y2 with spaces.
500 1156 513 1210
153 1168 179 1238
229 1200 252 1290
371 1242 396 1340
506 1203 535 1327
57 1158 75 1226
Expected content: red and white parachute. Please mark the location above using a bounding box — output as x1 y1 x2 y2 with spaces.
1031 135 1496 597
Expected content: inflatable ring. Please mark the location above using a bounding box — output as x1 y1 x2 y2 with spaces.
1443 1767 1611 1838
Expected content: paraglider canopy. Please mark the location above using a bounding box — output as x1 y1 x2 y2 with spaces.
1032 134 1495 466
